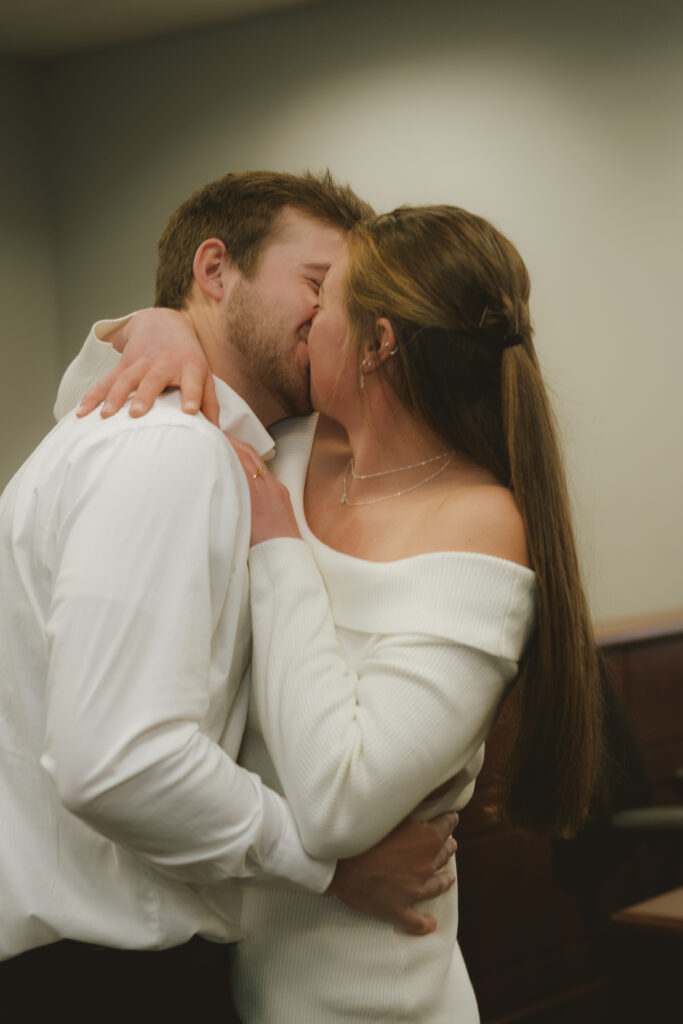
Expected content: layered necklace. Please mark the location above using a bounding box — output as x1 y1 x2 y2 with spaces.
341 450 454 506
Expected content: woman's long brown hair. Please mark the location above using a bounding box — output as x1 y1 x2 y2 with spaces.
344 206 603 837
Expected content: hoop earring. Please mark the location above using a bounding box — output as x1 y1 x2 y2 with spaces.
384 341 398 357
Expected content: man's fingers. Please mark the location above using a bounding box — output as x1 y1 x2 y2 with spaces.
418 867 456 902
394 908 437 936
432 835 457 872
431 810 459 840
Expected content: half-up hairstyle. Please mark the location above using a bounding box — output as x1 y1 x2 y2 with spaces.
344 206 603 837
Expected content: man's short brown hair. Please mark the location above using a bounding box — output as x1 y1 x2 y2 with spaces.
155 169 374 308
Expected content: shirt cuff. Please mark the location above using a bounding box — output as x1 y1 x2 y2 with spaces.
261 785 336 893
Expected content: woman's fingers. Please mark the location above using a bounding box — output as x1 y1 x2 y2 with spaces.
127 366 177 416
101 363 156 417
172 361 211 417
227 436 260 474
77 356 218 423
76 361 154 419
228 436 266 474
200 372 220 427
76 365 131 417
226 435 300 545
80 365 145 418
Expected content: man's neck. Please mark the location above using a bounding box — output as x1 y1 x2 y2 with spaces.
214 353 293 429
189 315 289 429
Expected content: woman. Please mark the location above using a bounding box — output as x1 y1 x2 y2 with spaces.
64 205 603 1022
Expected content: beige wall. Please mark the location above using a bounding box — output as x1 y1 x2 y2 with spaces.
0 57 60 487
3 0 683 622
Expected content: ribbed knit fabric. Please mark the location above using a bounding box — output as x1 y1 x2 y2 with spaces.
53 324 123 420
232 414 536 1023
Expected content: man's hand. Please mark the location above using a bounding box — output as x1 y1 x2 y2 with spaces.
76 308 220 426
328 810 458 935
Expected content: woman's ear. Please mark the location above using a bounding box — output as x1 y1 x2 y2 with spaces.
360 318 399 376
374 318 399 364
192 239 229 301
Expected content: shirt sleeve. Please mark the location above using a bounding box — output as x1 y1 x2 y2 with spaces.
53 317 127 420
40 422 333 893
247 538 523 861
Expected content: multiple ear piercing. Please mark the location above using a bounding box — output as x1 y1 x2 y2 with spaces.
359 341 398 389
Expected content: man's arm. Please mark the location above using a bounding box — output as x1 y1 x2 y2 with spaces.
42 417 329 893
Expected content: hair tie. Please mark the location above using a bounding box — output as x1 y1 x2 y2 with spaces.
501 333 523 349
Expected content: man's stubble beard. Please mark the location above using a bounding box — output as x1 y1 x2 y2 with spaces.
223 279 313 419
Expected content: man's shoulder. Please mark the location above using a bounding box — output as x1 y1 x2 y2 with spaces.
65 390 229 455
112 390 224 439
52 391 240 495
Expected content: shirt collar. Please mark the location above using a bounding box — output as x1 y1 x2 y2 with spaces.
214 376 275 460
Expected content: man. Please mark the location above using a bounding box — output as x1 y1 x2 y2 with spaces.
0 171 456 1009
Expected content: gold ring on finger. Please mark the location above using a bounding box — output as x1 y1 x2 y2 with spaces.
251 465 266 480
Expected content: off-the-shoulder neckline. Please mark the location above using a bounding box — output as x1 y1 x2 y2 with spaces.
278 413 535 578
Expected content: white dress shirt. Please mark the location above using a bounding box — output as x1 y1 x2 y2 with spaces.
0 328 332 961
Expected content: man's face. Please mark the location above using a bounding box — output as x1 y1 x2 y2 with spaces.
223 208 346 419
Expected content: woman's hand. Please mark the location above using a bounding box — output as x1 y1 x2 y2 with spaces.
77 308 220 426
228 437 301 546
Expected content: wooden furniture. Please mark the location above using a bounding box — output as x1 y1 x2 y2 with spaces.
456 610 683 1023
608 888 683 1022
610 886 683 934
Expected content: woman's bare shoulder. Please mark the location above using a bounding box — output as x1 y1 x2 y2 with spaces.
424 482 531 568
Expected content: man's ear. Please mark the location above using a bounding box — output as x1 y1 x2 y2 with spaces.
192 239 230 301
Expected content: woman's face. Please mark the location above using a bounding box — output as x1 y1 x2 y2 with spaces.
307 245 358 415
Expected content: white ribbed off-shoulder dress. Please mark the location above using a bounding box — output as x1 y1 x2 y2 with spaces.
232 414 536 1023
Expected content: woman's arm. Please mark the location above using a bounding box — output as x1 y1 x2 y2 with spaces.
228 438 531 861
247 536 517 861
54 316 127 420
54 308 219 425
